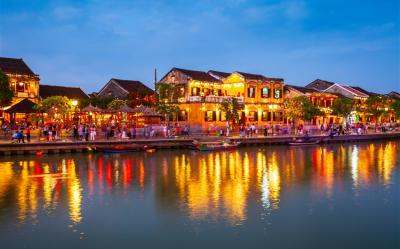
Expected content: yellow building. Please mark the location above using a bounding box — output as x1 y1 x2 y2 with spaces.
0 57 40 123
158 68 284 131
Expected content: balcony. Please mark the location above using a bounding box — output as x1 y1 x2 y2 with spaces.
187 95 244 103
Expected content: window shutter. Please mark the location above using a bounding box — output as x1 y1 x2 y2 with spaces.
212 111 216 121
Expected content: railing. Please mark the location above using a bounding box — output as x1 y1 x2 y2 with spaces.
187 95 245 103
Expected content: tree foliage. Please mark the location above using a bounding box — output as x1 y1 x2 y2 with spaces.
107 99 127 110
392 99 400 119
220 97 244 124
80 96 113 109
0 69 13 107
156 82 181 103
364 95 389 122
285 96 323 122
34 96 73 114
155 83 181 122
331 98 355 118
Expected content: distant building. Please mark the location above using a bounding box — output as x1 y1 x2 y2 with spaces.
0 57 40 105
284 84 338 124
97 78 154 100
306 79 369 100
0 57 40 123
158 67 284 131
39 84 88 100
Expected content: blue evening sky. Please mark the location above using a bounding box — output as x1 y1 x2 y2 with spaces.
0 0 399 93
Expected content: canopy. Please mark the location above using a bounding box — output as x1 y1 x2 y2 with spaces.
132 105 162 116
81 104 103 113
116 105 136 113
5 99 37 113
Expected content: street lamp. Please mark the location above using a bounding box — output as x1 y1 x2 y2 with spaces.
71 100 79 124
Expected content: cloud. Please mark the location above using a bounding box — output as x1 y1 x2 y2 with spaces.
53 6 81 20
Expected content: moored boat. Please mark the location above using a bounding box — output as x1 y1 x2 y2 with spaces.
288 139 320 146
192 140 241 151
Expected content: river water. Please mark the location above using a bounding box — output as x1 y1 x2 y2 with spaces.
0 141 398 249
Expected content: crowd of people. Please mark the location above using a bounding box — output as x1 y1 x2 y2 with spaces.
1 120 399 143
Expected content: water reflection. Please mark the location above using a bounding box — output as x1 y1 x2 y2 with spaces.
0 141 398 228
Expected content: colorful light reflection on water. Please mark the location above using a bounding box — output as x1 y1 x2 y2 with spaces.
0 141 398 249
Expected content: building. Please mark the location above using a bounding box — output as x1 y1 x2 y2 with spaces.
39 84 88 101
284 84 338 125
0 57 40 123
158 68 284 131
306 79 369 101
97 78 154 103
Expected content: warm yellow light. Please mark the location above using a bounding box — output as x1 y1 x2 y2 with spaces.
71 100 78 106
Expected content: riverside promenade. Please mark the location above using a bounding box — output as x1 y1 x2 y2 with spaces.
0 131 399 156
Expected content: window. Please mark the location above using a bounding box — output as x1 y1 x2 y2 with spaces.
205 111 216 122
262 111 269 121
178 110 188 121
16 82 25 92
191 87 200 96
248 111 258 121
274 89 282 99
261 87 270 98
273 112 283 121
220 111 227 121
247 86 256 98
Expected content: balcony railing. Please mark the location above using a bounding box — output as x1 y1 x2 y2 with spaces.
187 95 244 103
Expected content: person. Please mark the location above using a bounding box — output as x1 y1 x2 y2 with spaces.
84 125 89 141
18 130 25 143
225 121 230 137
264 125 268 136
26 126 31 142
131 126 137 139
90 125 96 141
73 124 79 140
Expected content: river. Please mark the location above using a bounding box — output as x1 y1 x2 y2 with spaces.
0 141 398 249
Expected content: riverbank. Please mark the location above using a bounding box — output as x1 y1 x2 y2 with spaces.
0 132 399 156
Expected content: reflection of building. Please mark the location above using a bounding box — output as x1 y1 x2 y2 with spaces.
285 85 339 125
158 68 284 130
0 57 40 123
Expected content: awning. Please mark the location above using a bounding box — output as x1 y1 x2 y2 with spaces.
5 99 37 113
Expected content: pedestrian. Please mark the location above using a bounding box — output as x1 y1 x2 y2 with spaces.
26 126 31 142
90 125 96 141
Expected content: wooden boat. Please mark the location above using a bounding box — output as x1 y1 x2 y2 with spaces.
288 139 320 146
96 145 145 153
192 140 240 151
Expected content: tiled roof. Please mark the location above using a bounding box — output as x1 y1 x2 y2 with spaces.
341 86 369 98
236 71 283 81
0 57 36 76
350 86 378 97
285 84 319 94
208 70 231 79
112 78 154 94
174 68 220 82
305 79 335 91
5 99 37 113
40 85 88 99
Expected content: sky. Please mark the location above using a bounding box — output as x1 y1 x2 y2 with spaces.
0 0 399 94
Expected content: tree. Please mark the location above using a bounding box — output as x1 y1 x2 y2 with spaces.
155 83 181 122
0 69 13 107
364 95 389 123
332 98 355 119
220 97 244 125
107 99 127 110
34 96 73 114
392 99 400 119
80 96 113 109
285 96 322 123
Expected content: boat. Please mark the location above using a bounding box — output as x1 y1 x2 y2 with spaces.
192 140 241 151
96 145 145 153
288 139 320 146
